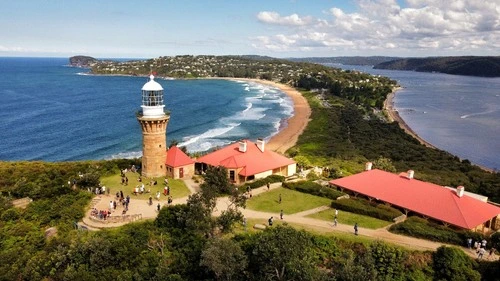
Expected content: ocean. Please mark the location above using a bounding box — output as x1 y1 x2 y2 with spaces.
0 57 293 161
331 64 500 170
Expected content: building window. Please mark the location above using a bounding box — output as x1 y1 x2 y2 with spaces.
229 170 235 182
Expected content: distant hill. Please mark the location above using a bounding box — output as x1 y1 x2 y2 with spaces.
69 56 98 67
374 56 500 77
287 56 400 66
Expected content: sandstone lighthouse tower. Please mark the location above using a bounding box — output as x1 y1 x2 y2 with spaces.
137 75 169 178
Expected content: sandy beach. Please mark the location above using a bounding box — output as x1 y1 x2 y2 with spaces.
223 78 312 154
384 87 437 149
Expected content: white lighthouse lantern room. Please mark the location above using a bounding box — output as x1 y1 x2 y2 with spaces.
141 75 165 118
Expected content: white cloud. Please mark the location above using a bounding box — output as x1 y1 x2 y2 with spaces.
253 0 500 56
257 11 313 26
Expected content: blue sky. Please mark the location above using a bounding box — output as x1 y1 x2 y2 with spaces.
1 0 498 58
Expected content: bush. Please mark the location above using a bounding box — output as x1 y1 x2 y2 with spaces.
389 216 486 246
330 198 402 222
242 175 285 190
283 181 345 200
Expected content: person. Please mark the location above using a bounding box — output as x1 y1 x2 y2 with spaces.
279 193 282 204
125 176 128 185
163 186 168 196
149 196 153 206
113 200 117 210
168 196 173 205
467 238 472 249
280 210 284 220
354 223 358 235
109 201 113 212
334 218 338 227
140 183 145 194
157 203 161 212
268 216 274 226
134 186 139 195
267 182 270 191
335 209 339 218
156 191 161 201
478 247 486 259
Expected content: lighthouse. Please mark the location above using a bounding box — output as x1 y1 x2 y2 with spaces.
137 75 170 178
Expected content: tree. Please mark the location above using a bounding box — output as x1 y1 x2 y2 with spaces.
369 241 406 280
249 226 319 280
432 246 480 281
372 156 397 173
331 249 377 281
200 238 247 281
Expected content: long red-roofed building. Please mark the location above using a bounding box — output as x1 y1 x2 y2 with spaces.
196 139 296 184
165 146 195 179
329 168 500 232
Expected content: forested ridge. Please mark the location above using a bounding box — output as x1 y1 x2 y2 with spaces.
374 56 500 77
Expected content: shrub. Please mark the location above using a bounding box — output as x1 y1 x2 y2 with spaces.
283 181 345 200
389 216 486 246
330 198 402 222
242 175 285 190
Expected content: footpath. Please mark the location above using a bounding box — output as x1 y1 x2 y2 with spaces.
80 181 498 260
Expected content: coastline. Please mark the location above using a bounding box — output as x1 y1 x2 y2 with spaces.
383 87 437 149
384 87 495 173
222 78 311 154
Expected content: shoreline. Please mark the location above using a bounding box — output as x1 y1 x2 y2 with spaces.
220 78 311 154
384 87 495 173
383 87 437 149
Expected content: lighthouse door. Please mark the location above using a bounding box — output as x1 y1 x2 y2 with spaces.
179 167 184 178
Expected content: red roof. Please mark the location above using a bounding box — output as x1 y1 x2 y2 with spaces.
196 140 295 176
330 169 500 230
166 146 194 168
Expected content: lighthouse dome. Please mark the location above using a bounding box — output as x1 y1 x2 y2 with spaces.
142 75 163 91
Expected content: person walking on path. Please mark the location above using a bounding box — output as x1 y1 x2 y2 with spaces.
354 223 358 235
157 203 161 212
467 238 472 249
334 218 338 227
478 247 486 259
280 210 284 220
149 196 153 206
278 193 282 204
335 209 338 218
268 216 274 226
267 182 270 191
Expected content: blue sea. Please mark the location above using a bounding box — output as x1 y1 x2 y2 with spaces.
331 64 500 170
0 57 293 161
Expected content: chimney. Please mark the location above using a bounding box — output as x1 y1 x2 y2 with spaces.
456 186 465 198
365 162 373 171
238 140 247 153
256 138 265 152
407 170 414 179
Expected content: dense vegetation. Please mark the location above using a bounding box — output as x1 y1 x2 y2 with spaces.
283 180 345 200
289 56 399 66
374 56 500 77
389 216 488 246
330 198 403 222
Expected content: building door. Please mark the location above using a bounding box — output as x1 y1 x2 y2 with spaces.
179 167 184 178
229 170 235 183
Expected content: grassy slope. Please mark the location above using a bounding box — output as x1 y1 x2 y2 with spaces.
246 187 331 214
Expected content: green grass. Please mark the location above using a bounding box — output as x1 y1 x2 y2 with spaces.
246 187 331 214
100 172 191 200
307 208 391 229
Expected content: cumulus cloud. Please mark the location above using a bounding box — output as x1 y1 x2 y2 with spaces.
252 0 500 56
257 11 313 26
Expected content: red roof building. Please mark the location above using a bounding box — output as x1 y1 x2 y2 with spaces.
329 168 500 232
196 139 296 184
165 146 195 179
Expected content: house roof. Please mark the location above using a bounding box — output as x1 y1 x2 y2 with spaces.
196 140 295 176
329 169 500 230
166 146 194 168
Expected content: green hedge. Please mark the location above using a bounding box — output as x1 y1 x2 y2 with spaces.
243 175 285 190
330 198 402 222
389 216 486 246
283 180 345 200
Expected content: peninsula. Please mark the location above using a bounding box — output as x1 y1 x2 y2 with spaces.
374 56 500 77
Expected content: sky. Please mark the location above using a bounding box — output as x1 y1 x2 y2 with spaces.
0 0 499 58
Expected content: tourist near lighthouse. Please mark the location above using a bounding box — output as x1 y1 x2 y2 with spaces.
136 75 170 178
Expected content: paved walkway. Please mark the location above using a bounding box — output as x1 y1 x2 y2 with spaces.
80 180 498 260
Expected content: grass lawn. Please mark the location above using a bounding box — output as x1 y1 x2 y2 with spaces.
246 187 331 214
307 208 391 229
100 172 191 200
